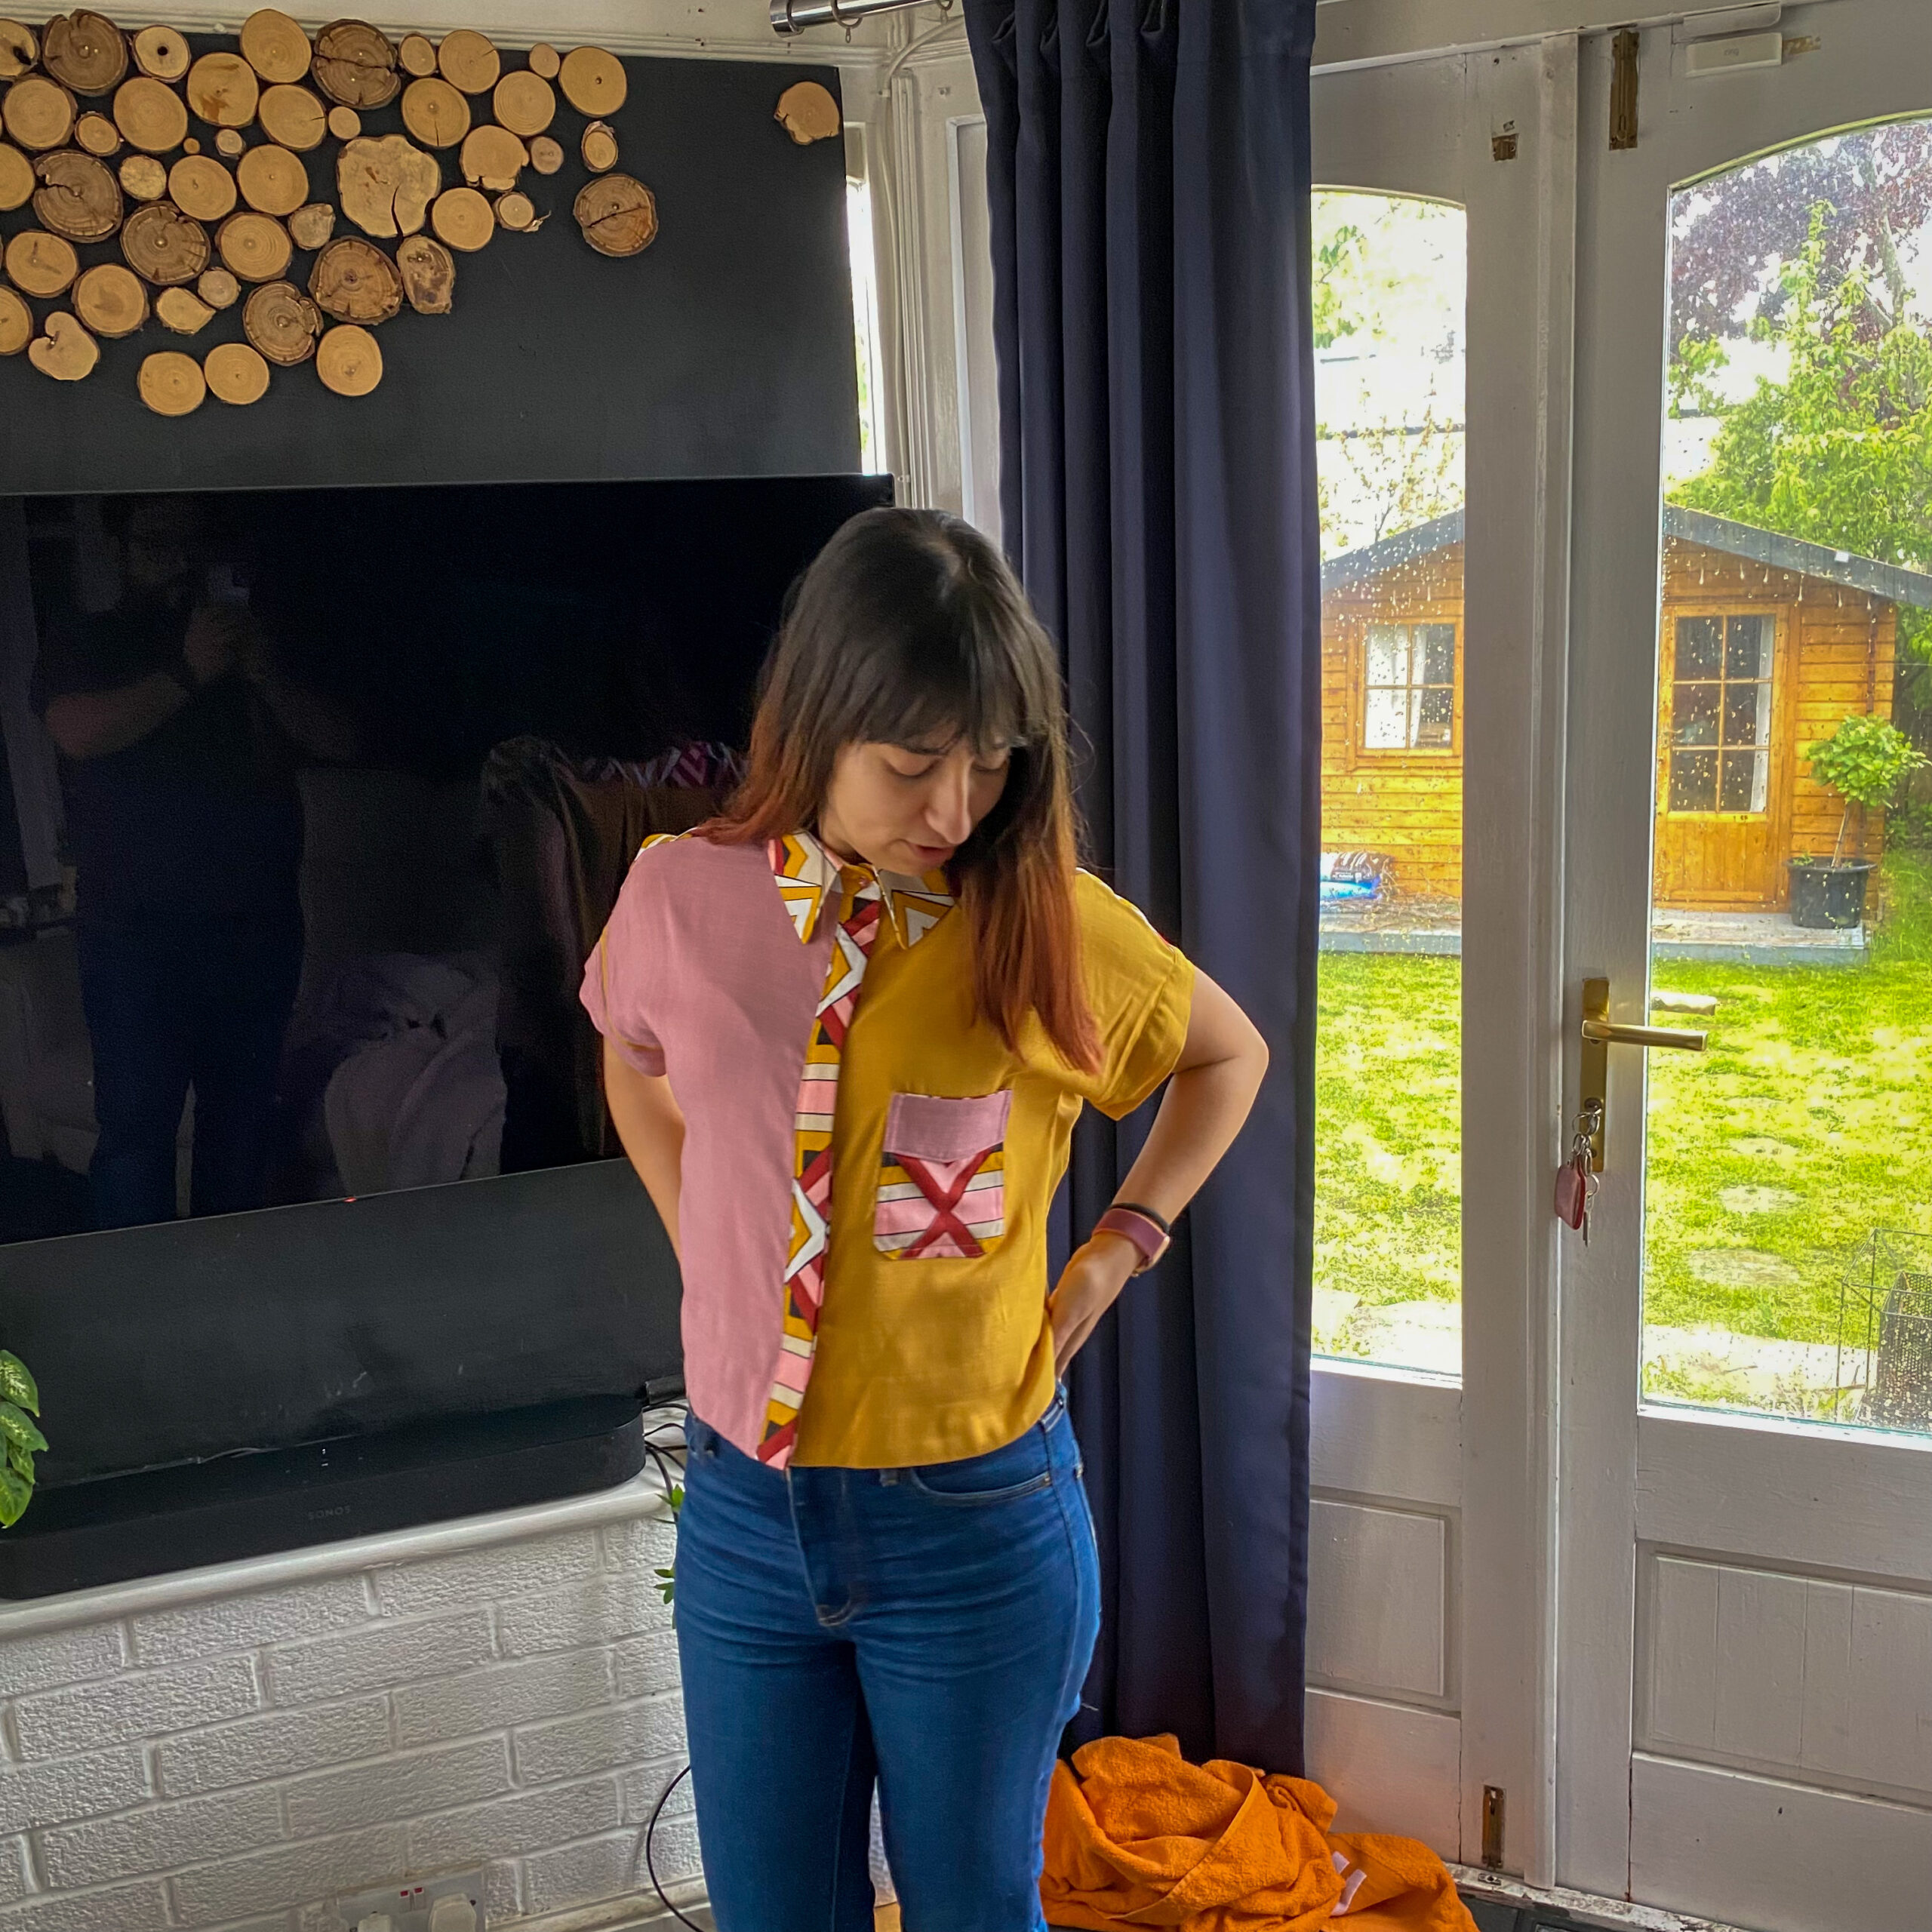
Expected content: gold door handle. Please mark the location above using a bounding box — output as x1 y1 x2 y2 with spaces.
1578 977 1706 1171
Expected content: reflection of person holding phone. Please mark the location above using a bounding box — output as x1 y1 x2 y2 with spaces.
32 495 351 1230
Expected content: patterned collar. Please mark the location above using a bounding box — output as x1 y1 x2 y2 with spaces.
769 829 955 949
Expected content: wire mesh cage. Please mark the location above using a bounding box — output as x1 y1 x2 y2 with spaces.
1838 1229 1932 1432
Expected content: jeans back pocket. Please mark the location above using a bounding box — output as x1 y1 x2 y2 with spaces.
875 1090 1013 1261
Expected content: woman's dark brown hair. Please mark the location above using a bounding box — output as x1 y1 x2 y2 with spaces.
712 506 1101 1073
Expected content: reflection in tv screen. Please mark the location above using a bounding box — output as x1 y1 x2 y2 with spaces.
0 474 891 1248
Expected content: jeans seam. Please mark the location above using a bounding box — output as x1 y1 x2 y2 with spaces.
824 1690 866 1932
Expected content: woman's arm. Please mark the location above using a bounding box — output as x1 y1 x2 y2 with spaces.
1048 968 1269 1373
602 1037 687 1258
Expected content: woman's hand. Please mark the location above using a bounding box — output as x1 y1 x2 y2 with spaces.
1048 1232 1140 1375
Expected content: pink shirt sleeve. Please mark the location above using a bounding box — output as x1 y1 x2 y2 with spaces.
580 850 668 1078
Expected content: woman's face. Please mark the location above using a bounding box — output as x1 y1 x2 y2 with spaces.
818 734 1012 875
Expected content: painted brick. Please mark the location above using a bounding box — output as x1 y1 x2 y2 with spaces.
406 1776 621 1869
520 1830 639 1917
42 1786 285 1887
0 1623 124 1698
265 1610 494 1706
170 1823 407 1926
512 1694 686 1786
495 1566 669 1657
374 1530 600 1617
194 1920 293 1932
157 1697 392 1798
641 1810 705 1887
14 1657 257 1761
620 1758 695 1829
0 1840 24 1908
131 1577 373 1666
0 1879 171 1932
600 1516 679 1575
285 1736 509 1838
611 1627 681 1701
392 1648 614 1749
482 1859 521 1923
0 1749 149 1832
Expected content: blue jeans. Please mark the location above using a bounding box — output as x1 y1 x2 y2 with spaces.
674 1394 1100 1932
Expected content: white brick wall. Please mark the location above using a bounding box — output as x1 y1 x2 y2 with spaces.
0 1476 697 1931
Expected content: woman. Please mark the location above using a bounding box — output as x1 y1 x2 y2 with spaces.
583 508 1267 1932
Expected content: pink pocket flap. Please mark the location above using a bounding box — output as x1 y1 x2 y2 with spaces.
884 1090 1013 1162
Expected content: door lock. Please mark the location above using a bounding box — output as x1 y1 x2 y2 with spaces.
1578 976 1706 1171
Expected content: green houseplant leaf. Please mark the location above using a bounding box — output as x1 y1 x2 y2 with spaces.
0 1462 29 1529
0 1350 38 1415
0 1349 44 1528
0 1401 48 1459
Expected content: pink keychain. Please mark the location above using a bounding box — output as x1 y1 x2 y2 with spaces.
1555 1108 1600 1244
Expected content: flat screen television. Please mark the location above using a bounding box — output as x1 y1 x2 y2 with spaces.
0 472 893 1497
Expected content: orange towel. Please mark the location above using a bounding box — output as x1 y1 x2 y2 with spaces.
1041 1734 1476 1932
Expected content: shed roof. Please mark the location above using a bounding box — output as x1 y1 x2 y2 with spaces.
1321 504 1932 610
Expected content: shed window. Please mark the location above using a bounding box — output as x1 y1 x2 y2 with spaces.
1669 614 1772 814
1363 621 1456 750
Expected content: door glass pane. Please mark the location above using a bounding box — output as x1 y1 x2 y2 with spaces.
1648 121 1932 1435
1314 191 1466 1377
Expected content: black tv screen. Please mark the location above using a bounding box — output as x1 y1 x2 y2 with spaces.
0 473 892 1251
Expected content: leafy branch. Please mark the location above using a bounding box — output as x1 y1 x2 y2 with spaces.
0 1349 44 1530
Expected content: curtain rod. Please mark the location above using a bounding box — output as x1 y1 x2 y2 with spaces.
771 0 940 36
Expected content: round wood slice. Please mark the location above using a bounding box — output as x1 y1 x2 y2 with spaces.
337 133 438 238
186 53 259 128
315 319 377 394
29 309 97 377
131 24 188 81
113 73 188 152
155 282 211 331
307 231 400 321
580 122 617 173
494 189 535 232
395 229 451 312
574 173 655 258
528 134 562 177
217 208 291 281
5 227 78 294
0 141 34 208
215 126 243 157
117 150 163 198
242 275 318 362
183 134 197 151
459 123 523 192
33 148 121 240
121 198 208 282
397 32 435 78
76 111 120 155
0 284 29 352
43 12 126 97
5 77 78 152
558 47 625 118
205 337 268 401
73 257 145 334
286 198 333 250
400 75 466 149
527 42 560 81
436 29 498 95
327 105 359 140
257 82 326 150
240 9 309 84
196 263 237 306
312 20 397 109
429 183 491 251
168 153 234 222
774 80 840 146
237 140 306 215
492 70 552 137
139 346 204 413
0 20 37 79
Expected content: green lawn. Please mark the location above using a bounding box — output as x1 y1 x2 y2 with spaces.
1315 849 1932 1350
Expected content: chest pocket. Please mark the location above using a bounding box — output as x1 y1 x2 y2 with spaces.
875 1090 1013 1260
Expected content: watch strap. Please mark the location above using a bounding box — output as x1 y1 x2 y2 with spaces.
1094 1205 1171 1275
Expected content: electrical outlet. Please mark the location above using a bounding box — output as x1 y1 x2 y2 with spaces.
330 1870 484 1932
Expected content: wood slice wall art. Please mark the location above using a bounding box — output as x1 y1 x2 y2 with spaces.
0 11 780 414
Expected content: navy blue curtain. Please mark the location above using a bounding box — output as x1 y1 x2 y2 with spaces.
963 0 1321 1774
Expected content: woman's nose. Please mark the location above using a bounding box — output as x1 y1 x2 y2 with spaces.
927 767 976 844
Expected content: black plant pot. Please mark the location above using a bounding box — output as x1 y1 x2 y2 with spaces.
1787 859 1876 930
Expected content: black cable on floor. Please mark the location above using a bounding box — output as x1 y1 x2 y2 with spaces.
645 1762 704 1930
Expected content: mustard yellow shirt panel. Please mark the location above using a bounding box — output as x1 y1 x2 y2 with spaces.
792 871 1194 1468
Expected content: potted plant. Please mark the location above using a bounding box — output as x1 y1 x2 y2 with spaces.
0 1347 44 1529
1791 714 1928 929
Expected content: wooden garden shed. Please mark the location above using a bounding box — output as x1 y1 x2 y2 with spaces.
1320 505 1931 911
